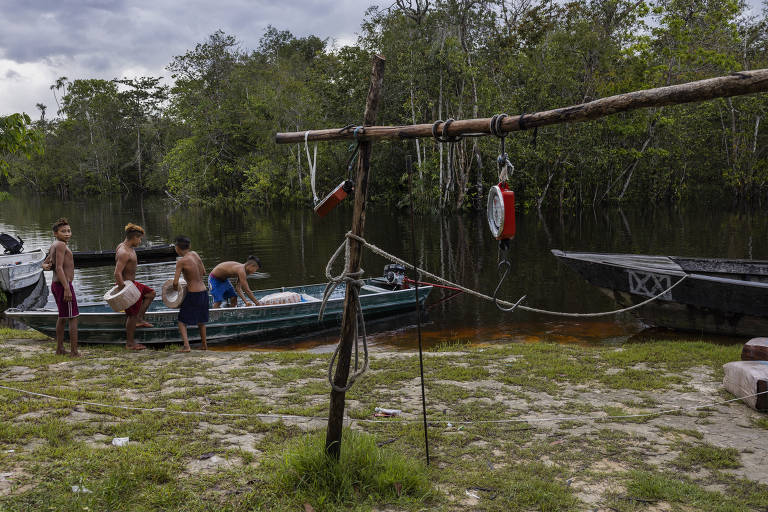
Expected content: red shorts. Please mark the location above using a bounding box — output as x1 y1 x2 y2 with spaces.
124 281 154 317
51 281 79 318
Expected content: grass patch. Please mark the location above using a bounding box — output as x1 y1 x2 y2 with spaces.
258 429 433 510
0 327 48 340
624 470 745 512
672 442 741 470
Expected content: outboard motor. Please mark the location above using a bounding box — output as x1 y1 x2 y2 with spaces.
383 264 407 289
0 233 23 254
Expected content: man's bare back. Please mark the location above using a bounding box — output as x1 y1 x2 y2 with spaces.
176 250 206 292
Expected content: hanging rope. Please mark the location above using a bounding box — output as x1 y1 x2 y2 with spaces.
490 113 515 183
433 119 463 204
318 236 369 392
336 232 689 318
304 131 319 204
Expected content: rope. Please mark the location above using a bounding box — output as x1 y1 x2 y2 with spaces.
304 131 319 204
343 232 689 318
1 382 765 426
318 238 369 392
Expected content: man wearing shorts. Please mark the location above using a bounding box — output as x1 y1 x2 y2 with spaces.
172 235 209 351
48 218 79 356
114 223 156 350
209 256 262 308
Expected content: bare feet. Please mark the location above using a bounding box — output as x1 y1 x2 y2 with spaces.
55 349 66 356
69 351 81 357
198 344 208 351
136 321 153 328
178 346 191 353
126 343 147 351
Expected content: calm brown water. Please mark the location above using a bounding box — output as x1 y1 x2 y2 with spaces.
2 192 765 350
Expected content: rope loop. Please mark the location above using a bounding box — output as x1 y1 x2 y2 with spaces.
432 118 462 143
320 234 369 393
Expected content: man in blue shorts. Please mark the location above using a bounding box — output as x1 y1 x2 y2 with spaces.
208 256 262 308
172 236 209 351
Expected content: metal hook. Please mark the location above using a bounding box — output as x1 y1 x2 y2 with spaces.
493 239 526 313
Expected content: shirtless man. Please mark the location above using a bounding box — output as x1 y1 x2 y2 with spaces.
114 223 156 350
208 256 262 308
172 236 209 352
48 218 79 356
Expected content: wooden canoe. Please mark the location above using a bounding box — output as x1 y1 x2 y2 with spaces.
73 244 176 267
552 250 768 337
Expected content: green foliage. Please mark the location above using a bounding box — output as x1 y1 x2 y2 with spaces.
0 113 43 176
5 1 768 209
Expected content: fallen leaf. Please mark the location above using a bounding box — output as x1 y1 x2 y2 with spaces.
303 503 315 512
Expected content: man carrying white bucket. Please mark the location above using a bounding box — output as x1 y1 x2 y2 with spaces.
114 223 156 350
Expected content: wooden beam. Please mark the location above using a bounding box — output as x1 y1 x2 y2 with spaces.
275 69 768 144
325 54 386 459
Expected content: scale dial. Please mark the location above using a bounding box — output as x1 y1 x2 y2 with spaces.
487 185 505 238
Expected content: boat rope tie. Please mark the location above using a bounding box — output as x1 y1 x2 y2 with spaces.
318 234 369 392
304 131 319 204
1 382 765 425
337 232 689 318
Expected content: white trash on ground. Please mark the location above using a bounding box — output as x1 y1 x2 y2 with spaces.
111 437 129 446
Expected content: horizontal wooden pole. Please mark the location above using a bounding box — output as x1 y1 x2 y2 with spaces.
275 69 768 144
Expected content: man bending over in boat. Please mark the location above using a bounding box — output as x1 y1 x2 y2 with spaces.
208 256 262 308
114 223 156 350
173 236 209 351
48 218 79 357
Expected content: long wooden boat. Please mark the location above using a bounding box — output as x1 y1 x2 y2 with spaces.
0 249 45 293
5 279 432 345
73 244 176 267
552 250 768 337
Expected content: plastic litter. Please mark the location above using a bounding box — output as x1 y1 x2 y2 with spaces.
374 407 401 417
71 485 92 493
111 437 129 446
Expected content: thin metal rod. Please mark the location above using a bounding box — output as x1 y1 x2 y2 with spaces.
275 69 768 144
406 155 430 465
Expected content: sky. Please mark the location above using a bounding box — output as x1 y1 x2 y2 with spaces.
0 0 764 117
0 0 377 116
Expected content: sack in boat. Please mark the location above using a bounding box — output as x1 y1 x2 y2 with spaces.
259 291 303 305
742 338 768 361
161 278 187 309
103 281 140 312
723 361 768 411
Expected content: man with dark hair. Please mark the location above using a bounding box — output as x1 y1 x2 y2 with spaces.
114 223 156 350
172 235 209 351
47 218 79 356
208 256 262 308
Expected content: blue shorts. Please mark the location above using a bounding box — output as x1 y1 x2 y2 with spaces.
208 274 237 303
178 290 210 326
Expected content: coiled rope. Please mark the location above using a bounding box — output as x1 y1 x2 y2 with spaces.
318 237 369 392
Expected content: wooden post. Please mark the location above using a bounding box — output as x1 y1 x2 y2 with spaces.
325 54 386 459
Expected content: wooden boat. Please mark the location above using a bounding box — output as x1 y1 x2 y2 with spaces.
0 249 45 293
551 250 768 337
73 244 176 267
5 279 432 345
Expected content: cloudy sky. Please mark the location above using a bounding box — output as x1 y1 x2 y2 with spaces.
1 0 764 117
0 0 376 116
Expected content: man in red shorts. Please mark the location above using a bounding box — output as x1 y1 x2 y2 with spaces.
114 223 156 350
48 218 79 356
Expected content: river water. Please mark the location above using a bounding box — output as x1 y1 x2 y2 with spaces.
1 192 765 350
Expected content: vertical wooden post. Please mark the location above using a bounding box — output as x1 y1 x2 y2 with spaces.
325 54 386 459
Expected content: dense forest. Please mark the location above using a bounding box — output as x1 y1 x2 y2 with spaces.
1 0 767 211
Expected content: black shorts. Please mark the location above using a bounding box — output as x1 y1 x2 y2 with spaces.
178 291 210 326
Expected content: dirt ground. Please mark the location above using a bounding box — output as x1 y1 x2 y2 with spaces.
0 336 766 511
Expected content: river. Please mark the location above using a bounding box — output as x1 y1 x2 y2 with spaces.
1 192 765 350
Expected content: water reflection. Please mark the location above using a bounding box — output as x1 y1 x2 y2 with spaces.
2 191 766 349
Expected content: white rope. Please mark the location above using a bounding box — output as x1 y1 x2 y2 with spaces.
304 130 319 204
1 383 765 426
344 232 688 318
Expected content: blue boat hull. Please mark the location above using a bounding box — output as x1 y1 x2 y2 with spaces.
6 280 432 345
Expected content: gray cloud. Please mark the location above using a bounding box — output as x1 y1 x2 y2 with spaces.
0 0 375 114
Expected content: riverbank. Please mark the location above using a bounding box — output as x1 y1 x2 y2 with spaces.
0 330 766 511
